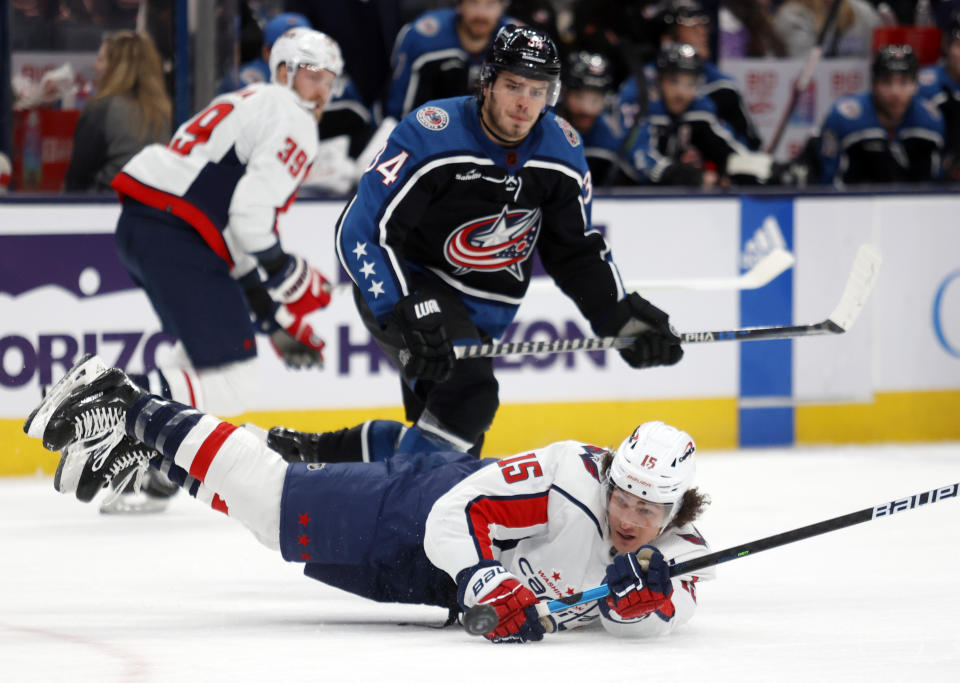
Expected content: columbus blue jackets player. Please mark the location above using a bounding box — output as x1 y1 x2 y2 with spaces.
386 0 512 120
918 13 960 179
27 354 713 642
336 25 683 455
619 0 761 151
630 43 749 186
557 51 641 185
818 44 945 186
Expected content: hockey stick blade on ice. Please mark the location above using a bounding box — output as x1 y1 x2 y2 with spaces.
463 479 959 636
453 244 880 359
330 247 794 298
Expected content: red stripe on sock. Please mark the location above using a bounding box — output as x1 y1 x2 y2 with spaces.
211 494 229 515
189 422 238 482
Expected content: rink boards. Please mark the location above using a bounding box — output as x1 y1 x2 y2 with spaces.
1 192 958 474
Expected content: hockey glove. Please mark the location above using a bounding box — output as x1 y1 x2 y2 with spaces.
598 293 683 369
247 255 331 370
386 294 455 383
458 562 549 643
600 546 675 621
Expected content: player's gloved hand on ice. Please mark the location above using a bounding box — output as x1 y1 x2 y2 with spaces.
387 293 455 383
600 545 675 620
598 293 683 369
458 562 551 643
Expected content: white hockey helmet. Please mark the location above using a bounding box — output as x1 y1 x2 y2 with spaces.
269 27 344 88
608 421 696 529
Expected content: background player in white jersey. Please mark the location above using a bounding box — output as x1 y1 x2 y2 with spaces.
336 25 683 458
103 28 342 512
26 354 712 643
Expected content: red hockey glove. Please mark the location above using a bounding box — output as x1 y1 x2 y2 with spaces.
264 255 331 369
459 563 548 643
601 546 675 620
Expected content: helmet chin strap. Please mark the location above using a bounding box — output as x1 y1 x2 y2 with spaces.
478 107 524 147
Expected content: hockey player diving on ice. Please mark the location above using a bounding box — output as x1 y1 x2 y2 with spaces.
24 354 713 642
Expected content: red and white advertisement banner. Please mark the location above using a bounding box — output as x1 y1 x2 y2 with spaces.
720 57 870 160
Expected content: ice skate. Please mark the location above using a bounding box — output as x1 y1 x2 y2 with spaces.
23 353 107 441
40 366 145 452
54 434 155 504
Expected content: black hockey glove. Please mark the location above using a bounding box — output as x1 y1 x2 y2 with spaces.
659 162 703 186
386 294 455 383
598 293 683 369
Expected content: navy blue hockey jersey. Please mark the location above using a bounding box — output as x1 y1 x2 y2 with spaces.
335 96 626 338
818 91 945 185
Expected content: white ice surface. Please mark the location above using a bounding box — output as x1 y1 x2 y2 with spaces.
2 442 959 683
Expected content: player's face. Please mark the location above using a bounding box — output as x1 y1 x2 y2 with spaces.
293 65 337 121
660 73 699 116
481 72 549 143
676 20 710 60
947 40 960 80
458 0 504 41
563 88 605 133
872 73 917 123
607 487 670 554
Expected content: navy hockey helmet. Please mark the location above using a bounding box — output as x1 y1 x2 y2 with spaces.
563 51 614 93
656 42 702 77
662 0 710 30
480 24 562 106
872 44 918 80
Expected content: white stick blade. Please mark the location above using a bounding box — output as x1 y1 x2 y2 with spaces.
827 244 882 332
738 248 796 289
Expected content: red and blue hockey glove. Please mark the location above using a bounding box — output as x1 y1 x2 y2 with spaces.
597 293 683 369
248 254 331 369
458 562 549 643
387 293 455 383
600 545 675 620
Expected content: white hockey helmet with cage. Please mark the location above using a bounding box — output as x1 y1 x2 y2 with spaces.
269 27 344 104
608 421 696 529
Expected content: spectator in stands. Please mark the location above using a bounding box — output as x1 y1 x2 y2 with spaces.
918 11 960 179
619 0 762 151
629 43 750 186
719 0 787 58
818 44 945 185
557 51 642 185
64 30 171 193
773 0 880 59
385 0 512 120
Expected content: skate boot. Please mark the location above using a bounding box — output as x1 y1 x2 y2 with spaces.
54 434 155 504
23 353 107 441
40 366 145 452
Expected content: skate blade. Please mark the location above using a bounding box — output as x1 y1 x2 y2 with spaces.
99 491 170 515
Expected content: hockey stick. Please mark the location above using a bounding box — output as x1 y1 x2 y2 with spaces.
765 0 843 156
463 480 960 635
330 247 794 298
454 244 880 359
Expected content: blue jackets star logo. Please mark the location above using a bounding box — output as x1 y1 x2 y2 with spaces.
443 206 542 281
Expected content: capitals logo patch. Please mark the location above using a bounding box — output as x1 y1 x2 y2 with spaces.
417 106 450 131
555 115 581 147
444 206 542 281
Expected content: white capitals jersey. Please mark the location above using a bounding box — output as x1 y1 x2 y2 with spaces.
424 441 715 637
112 83 319 278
